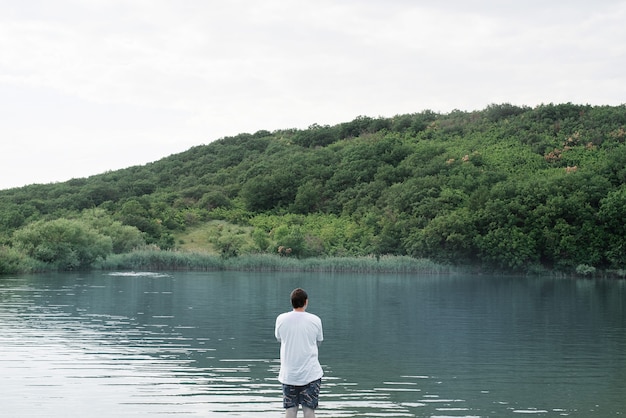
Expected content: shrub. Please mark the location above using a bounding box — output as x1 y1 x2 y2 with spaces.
13 219 112 270
575 264 596 277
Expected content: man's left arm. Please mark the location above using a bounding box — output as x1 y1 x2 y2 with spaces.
274 317 282 342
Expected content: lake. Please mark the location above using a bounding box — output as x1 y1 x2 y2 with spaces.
1 271 625 417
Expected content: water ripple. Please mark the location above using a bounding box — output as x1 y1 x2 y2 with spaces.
2 272 625 417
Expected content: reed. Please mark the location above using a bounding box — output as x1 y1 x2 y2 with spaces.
97 249 223 271
96 249 454 274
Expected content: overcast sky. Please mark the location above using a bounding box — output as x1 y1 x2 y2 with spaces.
1 0 625 190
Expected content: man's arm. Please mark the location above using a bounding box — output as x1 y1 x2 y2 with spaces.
316 318 323 346
274 316 282 342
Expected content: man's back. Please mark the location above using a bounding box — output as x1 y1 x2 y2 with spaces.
275 310 324 386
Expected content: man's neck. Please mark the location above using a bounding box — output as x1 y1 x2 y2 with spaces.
293 307 306 312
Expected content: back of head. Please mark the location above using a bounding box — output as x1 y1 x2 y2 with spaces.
290 288 308 309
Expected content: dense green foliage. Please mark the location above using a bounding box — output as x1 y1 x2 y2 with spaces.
2 103 626 276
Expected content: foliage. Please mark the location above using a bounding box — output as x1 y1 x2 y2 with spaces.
2 103 626 275
0 245 44 274
80 209 146 253
575 264 596 277
12 219 112 270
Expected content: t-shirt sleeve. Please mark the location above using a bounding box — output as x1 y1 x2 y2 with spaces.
275 316 282 342
317 317 324 342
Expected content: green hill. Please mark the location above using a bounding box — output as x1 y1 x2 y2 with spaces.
2 103 626 276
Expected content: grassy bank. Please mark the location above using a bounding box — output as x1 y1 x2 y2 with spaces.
7 247 624 278
95 249 456 274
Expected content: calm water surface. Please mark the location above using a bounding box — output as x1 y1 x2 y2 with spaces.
1 271 625 417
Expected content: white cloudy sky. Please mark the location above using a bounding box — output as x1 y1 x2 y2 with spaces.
1 0 625 189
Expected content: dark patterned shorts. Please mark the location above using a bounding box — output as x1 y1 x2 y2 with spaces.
282 378 322 409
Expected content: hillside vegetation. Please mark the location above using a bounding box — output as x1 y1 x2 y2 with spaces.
2 103 626 276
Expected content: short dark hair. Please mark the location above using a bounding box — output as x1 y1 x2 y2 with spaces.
290 288 308 308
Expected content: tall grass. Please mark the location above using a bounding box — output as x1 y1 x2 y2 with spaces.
96 249 223 271
96 249 455 274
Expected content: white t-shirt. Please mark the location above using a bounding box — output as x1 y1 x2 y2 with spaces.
275 310 324 386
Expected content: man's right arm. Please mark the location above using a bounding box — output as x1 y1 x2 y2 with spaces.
274 316 282 342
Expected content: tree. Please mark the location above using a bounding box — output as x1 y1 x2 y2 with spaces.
291 181 325 214
0 245 36 274
405 208 477 263
272 225 306 257
475 227 538 270
241 174 289 212
117 199 162 239
598 186 626 267
13 219 112 270
81 210 146 254
292 124 339 148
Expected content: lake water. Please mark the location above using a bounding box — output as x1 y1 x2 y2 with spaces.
1 271 625 417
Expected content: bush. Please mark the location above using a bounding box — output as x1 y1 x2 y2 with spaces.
13 219 113 270
0 246 27 274
575 264 596 277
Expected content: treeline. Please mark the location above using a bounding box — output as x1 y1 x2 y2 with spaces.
2 103 626 276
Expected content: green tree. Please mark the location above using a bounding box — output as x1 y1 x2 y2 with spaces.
475 227 537 270
598 186 626 267
241 172 297 212
13 219 112 270
292 124 339 148
0 245 38 274
117 199 163 239
291 181 325 214
272 225 306 257
82 210 146 254
405 208 477 263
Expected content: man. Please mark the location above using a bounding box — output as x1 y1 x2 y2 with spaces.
275 288 324 418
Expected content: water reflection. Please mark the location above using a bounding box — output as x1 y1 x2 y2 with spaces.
1 272 625 417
